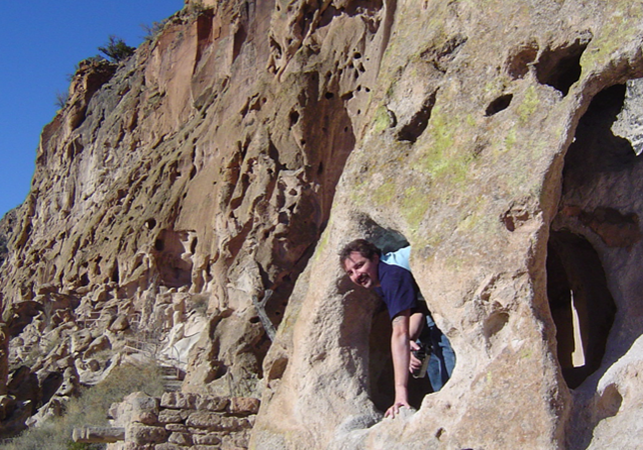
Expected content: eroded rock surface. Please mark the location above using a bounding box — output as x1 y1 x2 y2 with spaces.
1 0 643 449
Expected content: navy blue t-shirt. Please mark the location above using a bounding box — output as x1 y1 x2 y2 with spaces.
374 261 419 319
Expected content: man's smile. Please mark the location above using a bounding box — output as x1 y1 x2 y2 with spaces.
357 273 370 286
343 251 380 289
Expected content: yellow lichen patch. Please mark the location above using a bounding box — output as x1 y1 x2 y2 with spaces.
517 85 540 125
371 105 392 135
504 127 518 152
581 3 643 73
419 105 477 191
350 177 370 206
420 107 454 172
401 185 430 232
457 208 483 234
372 179 397 206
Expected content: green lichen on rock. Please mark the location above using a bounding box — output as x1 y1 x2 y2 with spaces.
401 186 430 232
372 179 396 206
350 178 369 206
518 85 540 124
504 127 518 151
420 105 456 177
372 105 392 134
580 3 643 73
420 108 474 189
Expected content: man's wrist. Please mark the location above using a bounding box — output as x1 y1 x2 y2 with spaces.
394 386 408 400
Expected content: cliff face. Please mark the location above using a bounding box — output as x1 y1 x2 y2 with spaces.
2 0 643 448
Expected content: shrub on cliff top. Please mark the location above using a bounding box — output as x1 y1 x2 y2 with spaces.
98 35 135 63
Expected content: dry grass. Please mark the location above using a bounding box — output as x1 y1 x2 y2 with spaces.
1 363 165 450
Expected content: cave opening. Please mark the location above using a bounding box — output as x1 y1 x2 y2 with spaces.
546 83 633 390
353 224 453 412
152 229 193 288
546 230 616 389
535 38 589 96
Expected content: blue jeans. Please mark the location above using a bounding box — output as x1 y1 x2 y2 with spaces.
421 314 455 391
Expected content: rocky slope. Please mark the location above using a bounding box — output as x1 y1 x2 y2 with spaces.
1 0 643 448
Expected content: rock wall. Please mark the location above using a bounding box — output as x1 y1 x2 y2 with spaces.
1 0 643 448
72 391 259 449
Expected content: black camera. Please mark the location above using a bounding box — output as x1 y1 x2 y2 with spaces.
411 342 431 379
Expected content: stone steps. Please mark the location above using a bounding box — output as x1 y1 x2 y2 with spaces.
160 365 184 392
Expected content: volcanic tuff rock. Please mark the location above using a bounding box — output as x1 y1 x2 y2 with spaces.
1 0 643 448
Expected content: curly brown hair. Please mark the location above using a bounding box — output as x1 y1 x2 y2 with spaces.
338 239 381 267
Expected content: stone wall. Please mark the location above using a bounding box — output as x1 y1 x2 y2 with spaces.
74 391 259 449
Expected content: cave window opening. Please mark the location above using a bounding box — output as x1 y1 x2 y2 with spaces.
345 225 455 412
546 230 616 389
151 230 193 288
485 93 513 116
535 38 588 96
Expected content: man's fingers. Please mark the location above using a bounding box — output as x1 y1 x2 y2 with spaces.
385 402 410 419
409 351 421 372
409 340 420 351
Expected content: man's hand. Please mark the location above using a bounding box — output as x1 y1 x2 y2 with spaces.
409 340 422 373
384 399 411 419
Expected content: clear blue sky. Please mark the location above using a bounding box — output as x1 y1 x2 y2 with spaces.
0 1 183 218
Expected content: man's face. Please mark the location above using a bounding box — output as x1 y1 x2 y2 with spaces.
343 251 380 289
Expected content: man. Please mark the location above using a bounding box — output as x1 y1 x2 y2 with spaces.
340 239 455 418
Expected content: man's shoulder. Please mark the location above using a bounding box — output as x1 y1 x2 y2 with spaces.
380 246 411 271
378 259 413 286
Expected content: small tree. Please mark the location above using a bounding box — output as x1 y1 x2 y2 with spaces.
54 90 69 109
141 20 167 41
98 35 135 63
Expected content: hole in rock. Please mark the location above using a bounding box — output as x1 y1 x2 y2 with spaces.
535 38 589 96
233 25 247 62
564 84 634 184
505 42 538 79
342 221 455 412
267 357 288 382
483 311 509 339
485 94 513 116
111 263 120 284
546 230 615 389
40 371 64 405
596 383 622 421
396 91 437 143
546 82 639 393
152 229 194 288
289 110 300 127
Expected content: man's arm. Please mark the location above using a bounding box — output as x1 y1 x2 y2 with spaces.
409 311 424 341
386 309 411 418
408 311 425 373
